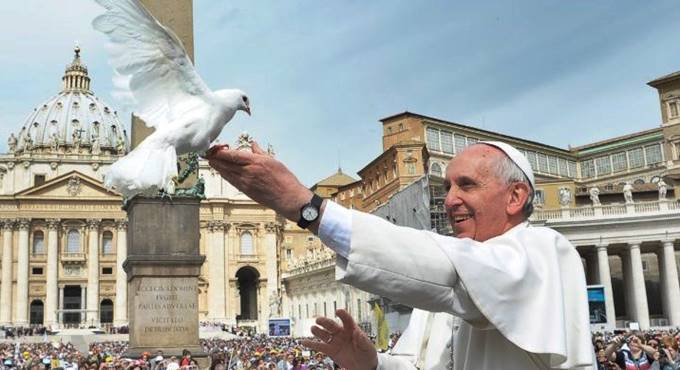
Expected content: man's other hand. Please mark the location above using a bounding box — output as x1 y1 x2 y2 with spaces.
302 309 378 370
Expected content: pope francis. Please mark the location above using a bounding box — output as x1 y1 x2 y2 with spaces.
207 141 594 370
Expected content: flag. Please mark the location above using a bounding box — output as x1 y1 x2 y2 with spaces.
374 302 389 351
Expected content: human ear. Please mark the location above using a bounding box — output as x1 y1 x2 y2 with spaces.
506 182 530 217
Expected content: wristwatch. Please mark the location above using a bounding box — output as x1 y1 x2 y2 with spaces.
297 194 323 229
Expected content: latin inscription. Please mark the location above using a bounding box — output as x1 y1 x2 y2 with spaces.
134 278 198 338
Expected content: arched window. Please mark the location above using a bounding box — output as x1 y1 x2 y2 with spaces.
431 163 443 177
240 232 254 255
101 231 113 255
67 229 80 253
32 230 45 254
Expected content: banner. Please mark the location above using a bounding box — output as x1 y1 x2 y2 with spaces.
374 303 389 350
587 285 607 324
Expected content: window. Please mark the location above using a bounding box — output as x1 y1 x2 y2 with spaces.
430 163 442 177
314 303 318 316
66 229 80 253
324 302 327 317
102 267 113 275
595 156 611 176
286 249 292 260
466 137 478 145
440 131 454 154
526 151 538 171
240 232 254 255
568 161 577 178
581 159 595 178
558 158 568 177
357 299 362 319
645 144 663 165
611 152 627 172
642 260 648 272
32 267 43 275
628 148 644 169
406 162 416 175
454 134 467 154
398 123 404 131
32 231 45 255
101 231 113 255
669 101 679 118
34 175 46 187
537 153 549 173
426 127 440 152
533 189 545 206
548 156 558 175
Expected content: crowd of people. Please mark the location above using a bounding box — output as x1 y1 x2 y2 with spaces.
593 329 680 369
0 327 678 369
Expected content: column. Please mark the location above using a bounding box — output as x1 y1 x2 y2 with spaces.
208 221 226 321
58 286 64 327
659 240 680 326
45 219 60 327
627 242 650 329
113 220 128 326
264 222 279 318
15 218 30 326
0 220 14 325
81 285 87 325
596 245 616 328
86 219 100 326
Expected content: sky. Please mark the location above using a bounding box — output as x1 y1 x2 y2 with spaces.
1 1 680 186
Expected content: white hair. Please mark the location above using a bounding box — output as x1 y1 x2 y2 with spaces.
492 154 534 219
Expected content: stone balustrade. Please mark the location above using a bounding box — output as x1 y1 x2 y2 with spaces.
532 199 679 221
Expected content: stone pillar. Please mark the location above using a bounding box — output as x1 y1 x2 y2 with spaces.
264 222 279 318
114 220 128 326
0 220 14 325
123 197 206 364
81 285 87 325
659 240 680 326
15 218 31 326
628 243 650 329
45 219 60 327
596 245 616 328
86 219 101 326
208 221 226 321
58 286 64 326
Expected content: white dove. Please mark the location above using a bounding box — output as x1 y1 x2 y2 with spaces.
93 0 251 197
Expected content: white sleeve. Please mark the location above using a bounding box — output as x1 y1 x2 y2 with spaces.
318 201 352 259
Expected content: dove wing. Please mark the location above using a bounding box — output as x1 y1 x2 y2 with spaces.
93 0 212 129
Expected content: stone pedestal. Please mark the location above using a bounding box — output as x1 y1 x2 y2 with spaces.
123 197 208 367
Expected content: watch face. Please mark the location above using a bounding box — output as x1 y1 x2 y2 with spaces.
302 206 319 221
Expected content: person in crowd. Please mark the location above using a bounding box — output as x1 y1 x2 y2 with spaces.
206 141 593 370
605 333 657 370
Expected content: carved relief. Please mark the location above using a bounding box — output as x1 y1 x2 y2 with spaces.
115 219 128 230
46 219 61 230
67 176 82 196
86 219 101 230
17 218 31 230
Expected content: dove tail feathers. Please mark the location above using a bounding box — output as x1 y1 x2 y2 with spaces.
104 143 177 198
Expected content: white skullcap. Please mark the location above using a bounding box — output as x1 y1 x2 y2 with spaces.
479 141 535 190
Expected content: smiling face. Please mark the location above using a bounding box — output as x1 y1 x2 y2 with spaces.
443 144 530 242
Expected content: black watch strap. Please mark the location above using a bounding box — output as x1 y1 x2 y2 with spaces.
297 194 323 229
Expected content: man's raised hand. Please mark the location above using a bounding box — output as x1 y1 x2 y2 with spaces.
301 309 378 370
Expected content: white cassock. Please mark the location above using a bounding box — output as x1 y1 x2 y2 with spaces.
318 202 594 370
378 309 457 370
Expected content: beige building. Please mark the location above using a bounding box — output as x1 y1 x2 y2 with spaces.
0 48 288 332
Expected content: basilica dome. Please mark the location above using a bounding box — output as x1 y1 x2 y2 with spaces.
8 47 129 156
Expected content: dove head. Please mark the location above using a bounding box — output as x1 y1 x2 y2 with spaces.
215 89 251 116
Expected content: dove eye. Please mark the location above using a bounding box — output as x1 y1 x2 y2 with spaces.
242 96 248 104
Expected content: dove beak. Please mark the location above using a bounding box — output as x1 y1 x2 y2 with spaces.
245 106 251 116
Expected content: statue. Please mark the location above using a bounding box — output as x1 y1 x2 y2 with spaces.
173 176 206 199
267 143 275 156
623 182 634 204
7 134 17 153
589 187 601 206
558 187 571 207
268 292 281 318
658 179 668 200
116 136 126 155
91 135 101 155
23 132 33 151
237 132 253 150
72 131 81 152
49 132 59 152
